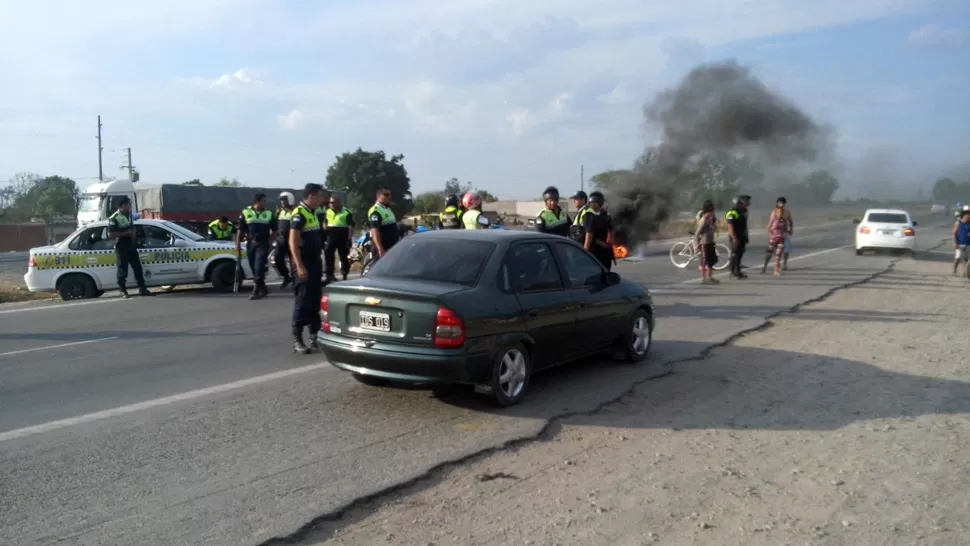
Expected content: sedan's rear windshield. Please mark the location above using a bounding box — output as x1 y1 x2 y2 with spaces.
866 213 909 224
367 239 495 286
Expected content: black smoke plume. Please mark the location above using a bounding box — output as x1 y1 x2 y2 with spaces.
610 60 832 246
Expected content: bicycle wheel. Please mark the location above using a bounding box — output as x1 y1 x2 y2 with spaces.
713 243 732 271
361 254 378 276
669 241 695 268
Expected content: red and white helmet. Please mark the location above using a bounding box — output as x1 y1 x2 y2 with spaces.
461 191 481 209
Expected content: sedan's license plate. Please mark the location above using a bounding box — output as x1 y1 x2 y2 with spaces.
880 230 896 235
359 310 390 331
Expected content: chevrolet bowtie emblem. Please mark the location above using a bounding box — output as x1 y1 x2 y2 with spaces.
364 297 382 305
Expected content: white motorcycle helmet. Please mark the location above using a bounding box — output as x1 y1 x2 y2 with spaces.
279 191 295 206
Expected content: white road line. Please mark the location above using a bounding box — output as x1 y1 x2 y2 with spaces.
0 298 129 315
0 362 331 443
0 337 121 358
669 244 853 286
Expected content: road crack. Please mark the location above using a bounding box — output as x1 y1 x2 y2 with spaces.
257 240 947 546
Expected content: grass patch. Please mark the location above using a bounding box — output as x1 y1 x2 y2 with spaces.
0 282 55 304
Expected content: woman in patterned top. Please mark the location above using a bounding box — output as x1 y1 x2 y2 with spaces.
762 197 790 276
694 200 720 284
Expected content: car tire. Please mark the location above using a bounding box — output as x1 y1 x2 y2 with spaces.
489 343 531 407
57 274 97 301
623 309 653 363
855 248 864 256
210 261 235 292
352 373 391 387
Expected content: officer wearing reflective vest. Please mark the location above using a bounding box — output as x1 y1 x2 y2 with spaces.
288 183 327 354
324 193 355 283
582 191 616 271
273 191 296 289
107 196 153 298
368 186 399 257
460 191 491 229
314 188 331 245
534 186 570 237
236 192 275 300
207 216 235 241
438 194 463 229
725 195 750 279
568 190 590 242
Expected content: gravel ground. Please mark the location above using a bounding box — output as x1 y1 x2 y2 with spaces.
309 248 970 546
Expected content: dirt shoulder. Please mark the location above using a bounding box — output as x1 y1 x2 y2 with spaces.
311 251 970 546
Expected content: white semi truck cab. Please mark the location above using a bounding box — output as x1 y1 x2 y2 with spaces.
77 179 138 229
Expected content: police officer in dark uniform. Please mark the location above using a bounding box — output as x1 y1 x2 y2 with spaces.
324 193 355 283
273 192 296 289
437 194 463 229
288 183 327 354
725 195 751 279
207 216 235 241
236 192 275 300
534 186 570 237
568 190 590 243
582 191 616 271
108 196 153 298
368 186 400 257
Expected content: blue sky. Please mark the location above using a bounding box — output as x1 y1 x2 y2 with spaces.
0 0 967 199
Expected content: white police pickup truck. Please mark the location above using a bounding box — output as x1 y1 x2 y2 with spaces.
24 219 252 300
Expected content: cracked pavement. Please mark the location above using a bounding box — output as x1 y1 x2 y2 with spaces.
0 214 955 546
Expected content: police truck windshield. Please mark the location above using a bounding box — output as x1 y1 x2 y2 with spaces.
366 239 495 286
78 195 101 213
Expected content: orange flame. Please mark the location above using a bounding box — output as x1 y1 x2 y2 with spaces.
613 244 630 259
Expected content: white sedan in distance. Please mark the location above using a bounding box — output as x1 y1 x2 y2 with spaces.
853 209 917 256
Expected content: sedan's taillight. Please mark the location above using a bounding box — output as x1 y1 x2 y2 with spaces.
903 227 915 236
320 294 330 333
28 256 37 267
433 307 465 348
858 226 871 234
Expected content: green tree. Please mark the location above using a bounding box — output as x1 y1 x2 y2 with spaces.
932 177 958 202
182 179 204 186
589 169 632 192
325 148 413 222
476 189 498 202
443 177 472 197
216 177 240 187
800 170 840 205
412 192 445 214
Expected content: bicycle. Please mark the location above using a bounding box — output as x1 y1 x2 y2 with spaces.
669 234 732 271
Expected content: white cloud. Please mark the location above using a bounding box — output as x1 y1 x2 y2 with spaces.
598 84 635 105
907 24 968 47
278 109 304 131
210 68 257 89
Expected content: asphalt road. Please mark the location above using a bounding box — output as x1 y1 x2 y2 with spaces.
0 214 954 546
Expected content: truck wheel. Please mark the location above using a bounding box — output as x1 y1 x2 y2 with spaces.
57 274 97 301
210 261 236 292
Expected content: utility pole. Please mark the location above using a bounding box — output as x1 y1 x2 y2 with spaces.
96 115 104 181
122 147 135 181
580 164 584 193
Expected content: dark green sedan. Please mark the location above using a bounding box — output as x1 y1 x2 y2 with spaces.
318 230 654 406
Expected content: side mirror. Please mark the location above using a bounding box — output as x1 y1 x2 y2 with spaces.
172 238 189 247
602 271 621 286
852 218 860 225
912 221 918 226
477 215 490 227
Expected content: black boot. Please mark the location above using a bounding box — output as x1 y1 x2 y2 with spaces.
249 285 265 300
293 338 311 354
119 285 131 299
280 277 292 290
138 286 155 296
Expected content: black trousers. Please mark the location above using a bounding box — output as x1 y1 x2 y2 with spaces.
324 237 350 280
247 241 269 284
272 241 291 281
594 249 613 271
115 245 147 289
730 240 747 274
292 260 323 338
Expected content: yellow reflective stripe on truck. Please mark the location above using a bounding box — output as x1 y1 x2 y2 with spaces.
30 248 246 270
